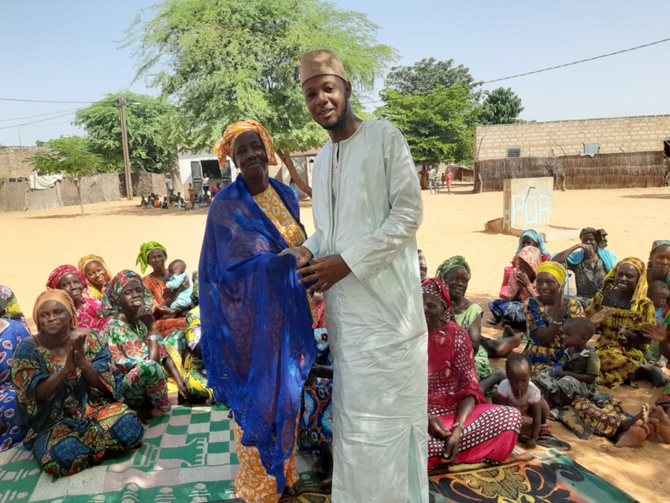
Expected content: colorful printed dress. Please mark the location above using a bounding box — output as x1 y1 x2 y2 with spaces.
76 297 108 331
585 258 656 387
428 322 521 470
523 297 585 376
101 318 171 412
452 302 492 381
489 246 542 324
183 307 214 404
11 332 144 476
0 319 29 452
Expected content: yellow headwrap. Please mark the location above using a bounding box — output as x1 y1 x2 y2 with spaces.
33 289 78 332
603 257 649 312
213 120 279 170
537 261 567 285
78 254 112 286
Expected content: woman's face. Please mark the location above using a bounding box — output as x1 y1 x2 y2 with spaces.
423 293 445 331
119 281 146 314
581 233 597 248
536 272 561 302
148 249 167 271
521 236 538 249
234 131 269 186
614 264 640 293
38 300 72 336
650 245 670 276
519 259 536 281
444 267 470 301
58 273 84 303
84 261 106 288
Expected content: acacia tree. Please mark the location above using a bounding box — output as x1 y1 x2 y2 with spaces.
75 93 181 174
378 58 480 165
124 0 396 196
479 87 524 125
28 136 104 216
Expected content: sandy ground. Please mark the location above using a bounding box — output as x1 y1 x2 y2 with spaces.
2 185 669 501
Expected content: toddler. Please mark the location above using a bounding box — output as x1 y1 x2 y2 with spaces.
535 317 599 405
647 280 670 367
165 259 193 310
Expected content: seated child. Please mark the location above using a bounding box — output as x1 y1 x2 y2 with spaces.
493 354 567 450
165 260 193 310
646 280 670 367
161 196 169 209
535 318 599 406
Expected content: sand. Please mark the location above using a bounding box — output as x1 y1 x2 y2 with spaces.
2 185 669 501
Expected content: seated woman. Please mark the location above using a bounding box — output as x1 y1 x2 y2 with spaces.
0 318 30 452
46 265 107 331
552 227 618 308
135 242 189 383
436 256 504 393
182 307 214 404
488 246 541 327
423 278 521 471
11 290 144 476
647 240 670 292
78 254 113 301
1 284 28 328
498 231 551 301
586 258 663 388
200 121 317 501
523 262 585 376
100 270 189 412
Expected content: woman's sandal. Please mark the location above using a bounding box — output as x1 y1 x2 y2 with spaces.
557 406 593 440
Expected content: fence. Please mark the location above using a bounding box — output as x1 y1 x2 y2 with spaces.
475 151 669 192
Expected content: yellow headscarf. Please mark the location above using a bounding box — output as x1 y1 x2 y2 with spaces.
78 254 112 296
33 290 77 332
213 120 279 170
537 261 567 286
603 257 649 312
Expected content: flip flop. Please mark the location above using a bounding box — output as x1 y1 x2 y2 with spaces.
518 433 531 443
537 435 572 451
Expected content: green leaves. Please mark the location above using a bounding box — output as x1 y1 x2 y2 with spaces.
28 136 104 177
74 93 180 173
125 0 396 153
479 87 524 125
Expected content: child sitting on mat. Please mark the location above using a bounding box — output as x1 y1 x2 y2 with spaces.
493 354 569 450
535 318 600 406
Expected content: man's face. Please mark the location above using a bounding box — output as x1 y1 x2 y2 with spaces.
302 75 351 130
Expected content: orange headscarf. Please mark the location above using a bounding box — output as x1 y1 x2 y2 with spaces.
33 290 77 331
213 120 279 170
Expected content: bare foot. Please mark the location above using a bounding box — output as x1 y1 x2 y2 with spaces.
649 405 670 444
282 481 301 496
483 333 522 358
615 420 648 448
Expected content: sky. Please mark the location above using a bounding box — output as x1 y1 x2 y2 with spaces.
1 0 669 146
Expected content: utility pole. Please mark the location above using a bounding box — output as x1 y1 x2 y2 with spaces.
119 97 133 200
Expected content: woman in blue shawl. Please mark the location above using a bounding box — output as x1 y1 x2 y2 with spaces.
200 121 316 502
552 227 618 308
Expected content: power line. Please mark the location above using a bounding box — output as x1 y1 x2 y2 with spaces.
0 108 82 122
363 36 670 105
0 111 77 130
0 97 95 104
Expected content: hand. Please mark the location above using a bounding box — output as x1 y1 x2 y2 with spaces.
640 322 669 342
516 271 532 288
298 254 351 293
442 430 461 464
177 382 192 405
428 415 450 440
291 246 313 268
617 328 635 345
580 243 596 257
71 331 88 368
590 308 614 326
176 277 191 294
137 305 156 326
526 438 537 449
554 371 566 378
63 344 77 374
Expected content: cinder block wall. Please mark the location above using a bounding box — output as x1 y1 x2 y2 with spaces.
475 115 670 161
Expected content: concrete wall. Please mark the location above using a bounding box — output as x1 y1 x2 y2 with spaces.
1 173 121 212
0 146 47 178
475 115 670 161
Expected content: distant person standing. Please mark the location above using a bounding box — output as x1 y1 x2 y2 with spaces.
165 174 174 195
428 167 437 195
188 183 195 202
294 49 428 503
202 175 210 196
446 171 454 194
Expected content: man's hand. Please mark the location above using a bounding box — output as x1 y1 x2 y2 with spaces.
290 246 313 268
298 254 351 293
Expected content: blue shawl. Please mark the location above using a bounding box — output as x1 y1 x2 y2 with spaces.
516 230 549 257
199 177 316 492
563 248 618 272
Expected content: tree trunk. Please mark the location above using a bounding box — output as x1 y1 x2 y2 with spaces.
75 179 84 216
276 149 312 198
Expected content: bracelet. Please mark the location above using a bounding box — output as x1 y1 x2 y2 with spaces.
551 319 563 327
452 421 464 432
148 335 159 342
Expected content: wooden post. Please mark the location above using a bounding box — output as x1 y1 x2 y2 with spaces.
277 149 312 198
119 97 133 200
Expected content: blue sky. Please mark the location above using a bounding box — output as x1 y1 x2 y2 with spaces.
1 0 669 146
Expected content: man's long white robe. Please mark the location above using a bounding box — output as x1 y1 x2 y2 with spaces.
303 120 428 502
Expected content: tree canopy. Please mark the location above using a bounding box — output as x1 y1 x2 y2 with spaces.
124 0 396 153
479 87 524 125
74 92 180 173
378 58 480 165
